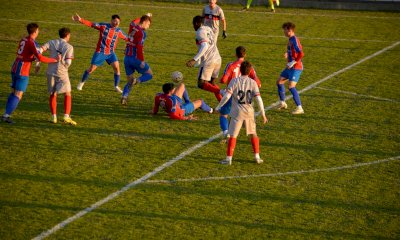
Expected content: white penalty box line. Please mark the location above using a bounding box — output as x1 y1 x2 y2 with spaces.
314 86 399 103
32 41 400 240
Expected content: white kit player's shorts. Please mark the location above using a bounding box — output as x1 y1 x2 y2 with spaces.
198 59 221 81
47 74 71 94
228 116 256 138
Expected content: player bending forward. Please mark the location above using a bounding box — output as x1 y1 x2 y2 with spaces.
215 61 268 165
153 73 213 120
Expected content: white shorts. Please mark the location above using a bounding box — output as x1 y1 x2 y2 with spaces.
228 116 256 138
198 59 221 81
47 74 71 94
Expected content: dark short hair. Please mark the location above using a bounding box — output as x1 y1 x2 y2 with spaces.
282 22 295 30
59 27 70 38
192 15 204 26
240 61 252 76
236 46 246 58
111 14 121 20
140 15 151 24
162 83 175 94
27 23 39 34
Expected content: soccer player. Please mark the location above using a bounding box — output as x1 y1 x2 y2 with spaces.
215 61 268 165
72 13 127 93
276 22 305 114
40 27 76 125
186 15 222 102
202 0 227 43
219 46 261 141
152 80 213 121
269 0 280 12
121 15 153 105
1 23 59 124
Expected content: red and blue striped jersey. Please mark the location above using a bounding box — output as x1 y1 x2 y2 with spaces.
287 35 304 70
11 36 57 76
80 18 127 54
125 24 146 61
220 58 261 88
153 93 185 120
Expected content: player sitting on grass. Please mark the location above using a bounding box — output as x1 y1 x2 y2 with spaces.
152 73 213 120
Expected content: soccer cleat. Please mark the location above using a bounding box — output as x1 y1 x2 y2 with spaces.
277 102 288 110
220 158 232 165
220 132 229 144
63 116 77 126
209 108 213 114
241 7 249 11
50 115 57 124
291 106 304 115
77 81 85 91
115 86 123 93
121 97 128 105
1 116 14 124
255 158 264 164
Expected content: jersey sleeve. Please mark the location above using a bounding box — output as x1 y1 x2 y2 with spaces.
152 95 161 114
220 62 233 84
79 18 94 28
133 30 145 61
30 41 57 63
249 68 261 88
292 37 304 62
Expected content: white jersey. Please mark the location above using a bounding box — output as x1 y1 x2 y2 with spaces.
202 5 225 34
42 38 73 77
195 26 221 64
226 75 261 119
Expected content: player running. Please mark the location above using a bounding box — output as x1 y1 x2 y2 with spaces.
276 22 305 114
215 61 268 165
121 14 153 105
219 46 261 142
186 15 222 102
72 13 127 93
1 23 59 124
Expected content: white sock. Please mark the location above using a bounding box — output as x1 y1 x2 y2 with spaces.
255 153 260 159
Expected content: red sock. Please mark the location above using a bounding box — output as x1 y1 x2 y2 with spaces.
227 137 237 157
64 95 71 115
202 82 222 101
49 94 57 114
251 137 260 154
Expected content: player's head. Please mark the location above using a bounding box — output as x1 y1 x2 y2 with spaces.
140 15 152 30
110 14 121 27
192 16 204 31
236 46 246 58
162 83 175 94
282 22 295 37
27 23 39 36
240 61 252 76
209 0 217 8
59 27 71 40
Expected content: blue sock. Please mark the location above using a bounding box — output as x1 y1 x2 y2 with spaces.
277 84 286 101
290 87 302 106
200 99 211 112
183 89 190 103
122 82 132 98
5 93 20 115
82 70 90 82
114 74 120 87
138 73 152 83
219 115 229 132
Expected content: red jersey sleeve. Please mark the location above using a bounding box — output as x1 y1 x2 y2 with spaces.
79 18 93 28
29 41 57 64
133 30 144 61
152 95 161 114
249 68 261 88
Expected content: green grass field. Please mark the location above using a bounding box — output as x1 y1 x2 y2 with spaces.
0 0 399 239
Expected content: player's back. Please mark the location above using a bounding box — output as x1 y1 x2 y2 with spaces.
228 75 260 119
44 39 73 76
12 37 39 76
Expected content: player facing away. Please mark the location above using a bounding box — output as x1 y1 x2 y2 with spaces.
152 80 213 121
72 13 127 93
202 0 227 43
215 61 268 165
276 22 305 114
219 46 261 141
40 27 76 125
1 23 59 124
186 15 222 102
121 15 153 105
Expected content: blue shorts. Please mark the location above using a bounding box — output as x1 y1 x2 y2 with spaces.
280 68 303 82
219 97 232 115
174 95 195 116
124 56 150 76
11 73 29 92
91 52 118 66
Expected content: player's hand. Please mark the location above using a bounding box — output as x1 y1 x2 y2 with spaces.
286 60 296 69
284 52 288 59
72 13 81 22
262 115 268 124
186 59 196 67
222 30 227 39
186 115 198 121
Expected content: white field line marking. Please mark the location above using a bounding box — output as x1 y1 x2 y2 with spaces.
2 18 389 43
146 156 400 184
314 86 399 103
42 0 400 19
33 40 400 240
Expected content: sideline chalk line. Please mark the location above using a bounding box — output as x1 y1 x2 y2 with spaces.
314 86 399 103
33 41 400 240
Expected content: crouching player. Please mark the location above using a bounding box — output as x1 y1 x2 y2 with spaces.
152 74 213 120
215 61 268 165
